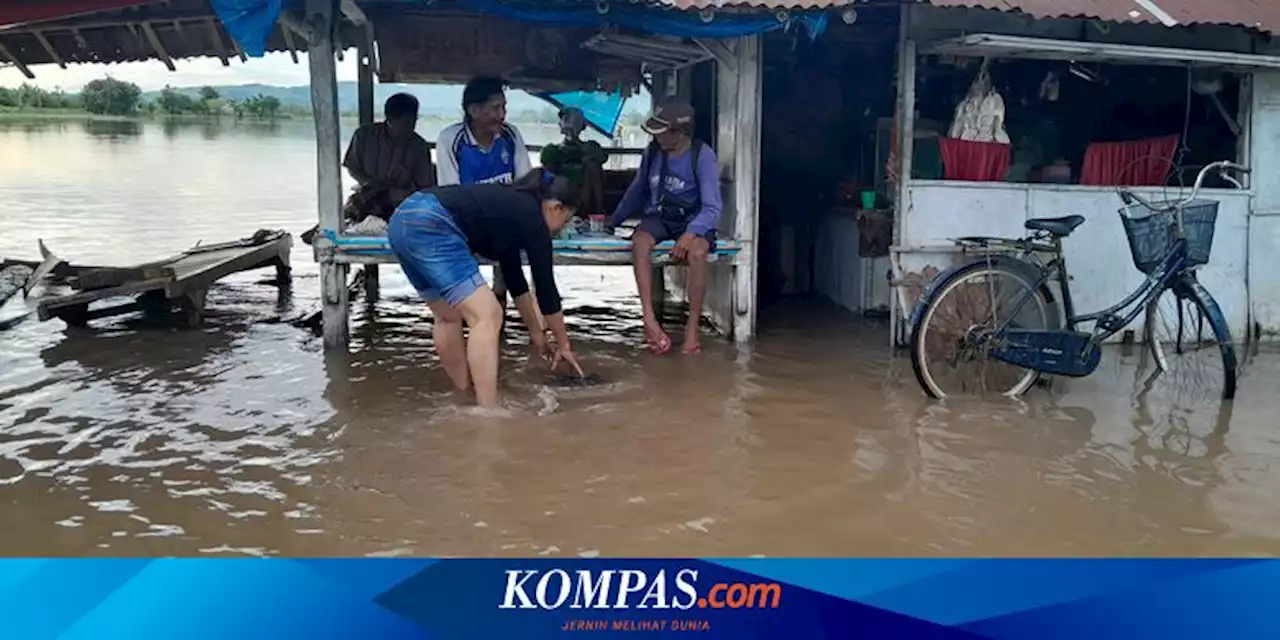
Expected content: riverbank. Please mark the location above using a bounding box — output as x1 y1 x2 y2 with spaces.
0 107 338 123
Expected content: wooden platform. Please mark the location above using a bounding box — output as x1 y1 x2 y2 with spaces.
321 230 745 266
26 229 293 327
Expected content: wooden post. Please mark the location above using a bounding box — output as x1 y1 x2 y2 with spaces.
357 23 380 302
730 35 762 344
889 4 917 349
307 0 349 351
650 266 666 322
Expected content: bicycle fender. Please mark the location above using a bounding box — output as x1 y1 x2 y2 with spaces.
907 255 1061 329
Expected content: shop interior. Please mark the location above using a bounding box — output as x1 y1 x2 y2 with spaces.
744 10 1247 330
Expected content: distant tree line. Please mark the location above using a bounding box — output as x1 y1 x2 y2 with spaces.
0 78 286 120
2 76 617 124
0 84 81 110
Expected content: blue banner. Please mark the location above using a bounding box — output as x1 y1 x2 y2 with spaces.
6 558 1280 638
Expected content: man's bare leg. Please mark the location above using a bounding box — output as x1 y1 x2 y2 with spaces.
683 237 711 354
632 230 671 353
454 285 505 408
428 299 470 393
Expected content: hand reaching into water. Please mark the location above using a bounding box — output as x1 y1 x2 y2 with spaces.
550 343 585 379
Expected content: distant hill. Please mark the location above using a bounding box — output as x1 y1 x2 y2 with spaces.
141 82 649 118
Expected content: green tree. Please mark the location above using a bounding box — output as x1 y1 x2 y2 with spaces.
0 86 16 107
157 86 198 115
242 94 281 119
16 84 49 109
80 77 142 115
198 86 220 101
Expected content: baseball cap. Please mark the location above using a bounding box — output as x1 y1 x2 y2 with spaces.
642 100 695 135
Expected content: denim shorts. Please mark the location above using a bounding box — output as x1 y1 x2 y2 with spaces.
386 192 486 306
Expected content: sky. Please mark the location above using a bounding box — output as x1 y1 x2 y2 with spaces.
0 50 358 92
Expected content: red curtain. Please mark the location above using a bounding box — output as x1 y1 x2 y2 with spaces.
1080 135 1179 186
938 137 1012 182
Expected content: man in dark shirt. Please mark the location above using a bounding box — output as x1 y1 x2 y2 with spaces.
344 93 436 208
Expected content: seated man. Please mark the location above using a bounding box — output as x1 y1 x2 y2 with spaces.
302 93 433 243
436 76 531 186
343 92 435 211
608 100 722 355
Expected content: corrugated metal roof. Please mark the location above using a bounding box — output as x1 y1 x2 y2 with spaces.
924 0 1279 34
662 0 857 9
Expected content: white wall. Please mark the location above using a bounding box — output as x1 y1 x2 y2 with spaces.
1250 71 1280 336
813 211 891 314
898 182 1253 341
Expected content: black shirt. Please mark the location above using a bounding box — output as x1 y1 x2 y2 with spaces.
426 184 562 316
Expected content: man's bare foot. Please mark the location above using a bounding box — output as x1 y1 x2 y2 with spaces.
682 325 702 355
644 321 672 355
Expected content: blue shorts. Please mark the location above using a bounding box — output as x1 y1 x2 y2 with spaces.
386 192 486 306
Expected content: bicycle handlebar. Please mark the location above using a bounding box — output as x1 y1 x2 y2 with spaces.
1119 161 1250 213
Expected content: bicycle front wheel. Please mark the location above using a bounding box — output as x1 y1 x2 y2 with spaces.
910 260 1054 399
1142 274 1237 401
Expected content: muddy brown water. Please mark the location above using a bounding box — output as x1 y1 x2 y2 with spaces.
2 118 1279 557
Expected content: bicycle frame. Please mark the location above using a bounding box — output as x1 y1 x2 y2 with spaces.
953 159 1248 352
980 233 1190 347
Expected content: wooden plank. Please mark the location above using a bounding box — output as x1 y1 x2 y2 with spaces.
25 240 65 297
281 22 299 64
81 300 144 321
33 31 67 69
37 277 170 319
334 251 736 267
165 235 291 296
206 17 229 66
74 265 176 291
0 40 34 80
140 21 175 71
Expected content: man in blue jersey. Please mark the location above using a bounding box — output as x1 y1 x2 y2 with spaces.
436 76 532 186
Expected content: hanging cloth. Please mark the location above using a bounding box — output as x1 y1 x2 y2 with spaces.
948 59 1010 144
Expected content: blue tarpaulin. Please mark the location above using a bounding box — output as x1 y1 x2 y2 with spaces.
533 89 628 137
209 0 827 59
209 0 284 57
459 0 828 41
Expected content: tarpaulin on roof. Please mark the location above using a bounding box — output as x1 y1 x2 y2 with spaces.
461 0 828 40
209 0 284 57
534 89 628 137
208 0 828 57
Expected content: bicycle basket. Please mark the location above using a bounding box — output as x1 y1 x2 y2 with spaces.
1118 198 1218 275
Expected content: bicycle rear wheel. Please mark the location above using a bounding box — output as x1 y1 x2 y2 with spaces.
1142 273 1237 401
910 260 1054 399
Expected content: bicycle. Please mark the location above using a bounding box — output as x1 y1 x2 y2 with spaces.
908 160 1248 401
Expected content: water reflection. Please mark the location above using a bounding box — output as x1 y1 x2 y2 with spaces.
81 118 141 138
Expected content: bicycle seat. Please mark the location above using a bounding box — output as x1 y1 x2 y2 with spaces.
1025 215 1085 237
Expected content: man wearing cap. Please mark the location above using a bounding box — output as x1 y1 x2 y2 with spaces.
609 100 723 355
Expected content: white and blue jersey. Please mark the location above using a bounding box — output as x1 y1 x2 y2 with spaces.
435 122 532 186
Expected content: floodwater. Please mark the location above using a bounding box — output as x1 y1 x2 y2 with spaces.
2 117 1279 557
